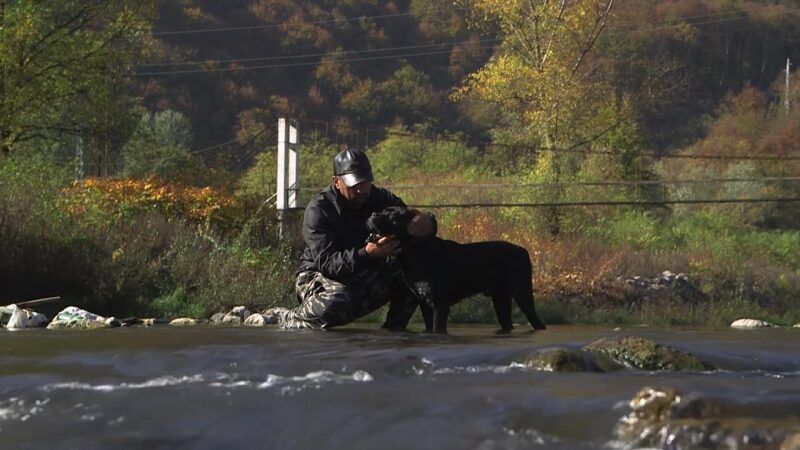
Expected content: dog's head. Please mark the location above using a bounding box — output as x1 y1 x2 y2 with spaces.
366 206 415 240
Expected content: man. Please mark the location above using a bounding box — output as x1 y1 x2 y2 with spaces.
277 148 436 330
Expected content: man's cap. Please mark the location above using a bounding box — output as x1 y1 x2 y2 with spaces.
333 148 374 187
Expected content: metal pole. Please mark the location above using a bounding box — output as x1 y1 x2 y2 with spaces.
75 135 84 182
277 118 300 240
786 58 791 116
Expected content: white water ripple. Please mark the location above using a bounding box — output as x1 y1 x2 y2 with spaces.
41 375 206 392
38 370 374 396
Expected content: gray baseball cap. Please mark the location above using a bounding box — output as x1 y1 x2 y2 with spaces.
333 148 374 187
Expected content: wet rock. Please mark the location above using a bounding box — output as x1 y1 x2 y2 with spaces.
730 318 775 328
613 386 800 450
262 307 290 324
244 313 267 326
46 306 118 330
583 336 714 371
794 323 800 328
221 313 242 325
231 306 251 319
169 318 197 326
142 318 155 327
522 347 623 372
209 312 226 324
47 319 114 330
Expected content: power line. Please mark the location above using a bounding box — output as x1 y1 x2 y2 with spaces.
139 8 767 68
407 197 800 209
299 176 800 192
150 5 764 37
138 38 498 68
152 6 468 36
296 117 800 162
136 11 776 77
136 45 494 76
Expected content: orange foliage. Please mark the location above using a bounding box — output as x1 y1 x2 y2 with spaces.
62 177 239 225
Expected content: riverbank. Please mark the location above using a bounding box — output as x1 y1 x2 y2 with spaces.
2 155 799 327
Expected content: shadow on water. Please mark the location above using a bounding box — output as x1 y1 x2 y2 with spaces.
1 324 799 449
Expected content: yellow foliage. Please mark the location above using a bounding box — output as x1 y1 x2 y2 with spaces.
62 177 239 225
456 0 614 147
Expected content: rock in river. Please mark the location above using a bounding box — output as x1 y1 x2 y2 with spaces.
730 318 775 328
583 335 714 371
613 386 800 450
522 347 623 372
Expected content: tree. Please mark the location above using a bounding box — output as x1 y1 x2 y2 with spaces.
0 0 155 153
122 110 204 183
454 0 615 234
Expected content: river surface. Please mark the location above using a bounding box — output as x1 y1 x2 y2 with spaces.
1 325 798 449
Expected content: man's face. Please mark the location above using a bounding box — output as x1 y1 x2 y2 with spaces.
333 177 372 207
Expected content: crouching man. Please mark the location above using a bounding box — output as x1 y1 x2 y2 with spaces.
278 148 436 330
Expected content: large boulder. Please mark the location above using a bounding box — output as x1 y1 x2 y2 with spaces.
730 318 775 328
613 386 800 450
583 336 714 371
169 318 197 326
221 313 242 325
209 312 226 324
244 313 267 326
262 307 290 324
46 306 118 330
522 347 623 372
620 270 707 303
231 306 251 319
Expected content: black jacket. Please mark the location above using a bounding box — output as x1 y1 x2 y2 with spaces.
297 185 406 282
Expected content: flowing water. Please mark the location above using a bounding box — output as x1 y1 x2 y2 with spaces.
1 325 799 449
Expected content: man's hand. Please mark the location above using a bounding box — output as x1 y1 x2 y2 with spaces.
365 235 400 258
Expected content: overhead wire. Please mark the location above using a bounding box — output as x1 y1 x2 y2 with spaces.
295 117 800 162
152 6 469 36
135 8 786 76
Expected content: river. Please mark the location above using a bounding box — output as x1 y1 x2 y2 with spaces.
1 325 798 449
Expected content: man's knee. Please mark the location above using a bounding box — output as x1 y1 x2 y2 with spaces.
293 271 357 328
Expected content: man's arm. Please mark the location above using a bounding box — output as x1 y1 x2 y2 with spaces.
303 207 372 281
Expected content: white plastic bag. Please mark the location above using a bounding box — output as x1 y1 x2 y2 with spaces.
5 304 49 330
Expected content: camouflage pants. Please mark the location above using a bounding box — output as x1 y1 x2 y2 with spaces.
278 263 419 330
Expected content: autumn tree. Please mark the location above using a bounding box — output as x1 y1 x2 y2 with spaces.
454 0 615 233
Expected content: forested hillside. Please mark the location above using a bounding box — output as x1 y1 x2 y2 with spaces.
138 0 800 161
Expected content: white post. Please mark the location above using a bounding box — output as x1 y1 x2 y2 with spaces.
75 135 84 182
277 118 300 210
288 120 299 208
786 58 792 116
277 118 300 239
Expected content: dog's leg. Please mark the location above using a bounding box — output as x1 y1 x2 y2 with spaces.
419 301 433 331
509 246 547 330
432 303 449 333
490 287 514 333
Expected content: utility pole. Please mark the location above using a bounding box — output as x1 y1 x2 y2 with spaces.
75 135 84 182
786 58 791 116
276 118 300 239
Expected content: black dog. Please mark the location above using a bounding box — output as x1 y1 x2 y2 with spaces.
366 206 547 333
